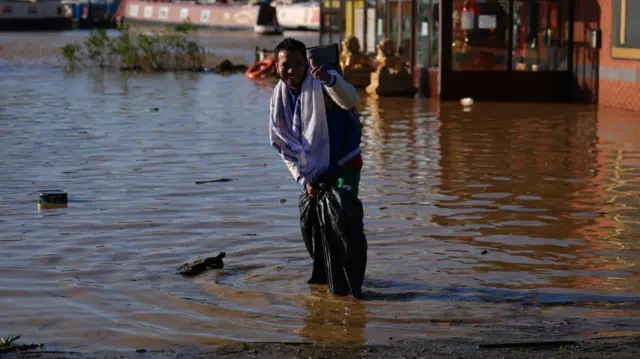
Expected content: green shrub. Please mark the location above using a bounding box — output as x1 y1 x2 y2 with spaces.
62 21 205 72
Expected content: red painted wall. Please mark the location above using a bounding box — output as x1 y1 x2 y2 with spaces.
574 0 640 111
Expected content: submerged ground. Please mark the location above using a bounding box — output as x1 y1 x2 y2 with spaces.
1 29 639 358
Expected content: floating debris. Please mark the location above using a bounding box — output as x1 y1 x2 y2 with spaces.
177 252 226 276
460 97 474 107
37 190 68 204
0 335 42 353
195 178 234 184
207 59 248 75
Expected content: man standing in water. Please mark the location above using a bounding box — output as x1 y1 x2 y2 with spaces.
269 38 363 198
269 38 367 297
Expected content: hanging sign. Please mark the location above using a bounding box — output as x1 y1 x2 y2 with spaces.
421 21 429 36
478 15 496 29
461 12 475 30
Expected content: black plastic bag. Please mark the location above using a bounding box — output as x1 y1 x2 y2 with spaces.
299 184 367 298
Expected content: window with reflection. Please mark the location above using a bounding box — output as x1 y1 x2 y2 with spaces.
417 0 440 68
451 0 571 72
321 0 342 45
376 0 387 45
512 0 570 71
452 0 510 71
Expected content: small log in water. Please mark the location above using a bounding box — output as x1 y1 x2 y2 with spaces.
195 178 234 185
0 335 42 353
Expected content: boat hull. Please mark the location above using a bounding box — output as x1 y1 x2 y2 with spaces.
275 3 319 31
116 0 320 32
0 1 73 31
63 1 120 29
118 0 260 30
254 24 283 35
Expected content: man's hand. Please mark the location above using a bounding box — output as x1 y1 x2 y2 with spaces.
310 58 332 83
306 183 316 198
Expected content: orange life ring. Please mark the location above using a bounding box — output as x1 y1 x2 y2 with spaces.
245 56 275 80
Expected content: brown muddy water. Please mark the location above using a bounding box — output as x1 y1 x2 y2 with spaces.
1 31 640 354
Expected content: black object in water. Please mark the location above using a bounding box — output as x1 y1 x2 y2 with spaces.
299 184 367 298
195 178 234 184
37 190 68 204
178 252 226 276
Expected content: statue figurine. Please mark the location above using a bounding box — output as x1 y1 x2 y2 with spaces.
340 36 370 70
366 38 416 96
374 38 408 74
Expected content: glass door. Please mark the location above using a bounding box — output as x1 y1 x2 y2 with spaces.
451 0 510 71
384 0 412 60
511 0 571 71
416 0 439 68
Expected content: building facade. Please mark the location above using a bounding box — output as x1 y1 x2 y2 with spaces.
319 0 640 111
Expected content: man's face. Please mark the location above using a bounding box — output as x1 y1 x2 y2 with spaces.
276 50 307 90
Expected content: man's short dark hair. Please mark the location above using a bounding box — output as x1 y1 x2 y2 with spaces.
273 38 307 61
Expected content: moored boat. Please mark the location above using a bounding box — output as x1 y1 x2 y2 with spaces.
116 0 277 33
253 1 282 34
0 0 73 31
61 0 120 28
253 23 282 34
274 1 318 31
115 0 318 33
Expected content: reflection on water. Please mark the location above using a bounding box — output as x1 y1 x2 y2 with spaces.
1 68 639 353
296 286 367 344
431 103 639 293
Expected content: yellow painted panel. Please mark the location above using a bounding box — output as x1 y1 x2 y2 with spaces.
322 0 364 9
344 0 366 36
620 0 627 45
612 46 640 60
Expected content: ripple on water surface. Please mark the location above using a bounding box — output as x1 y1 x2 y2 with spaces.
1 69 640 352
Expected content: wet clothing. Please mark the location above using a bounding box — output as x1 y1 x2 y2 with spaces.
269 66 362 192
320 165 362 197
286 75 362 178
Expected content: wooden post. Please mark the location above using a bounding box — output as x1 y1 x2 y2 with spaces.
439 0 452 97
410 0 416 75
385 0 391 38
363 0 369 53
427 0 432 67
320 0 325 45
374 0 379 44
506 0 514 71
339 0 345 43
350 0 355 36
567 0 574 74
328 0 334 44
88 0 93 27
397 0 403 54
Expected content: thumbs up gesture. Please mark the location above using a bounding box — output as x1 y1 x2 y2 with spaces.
310 58 332 83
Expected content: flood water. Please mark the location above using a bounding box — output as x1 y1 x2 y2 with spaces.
1 31 640 354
